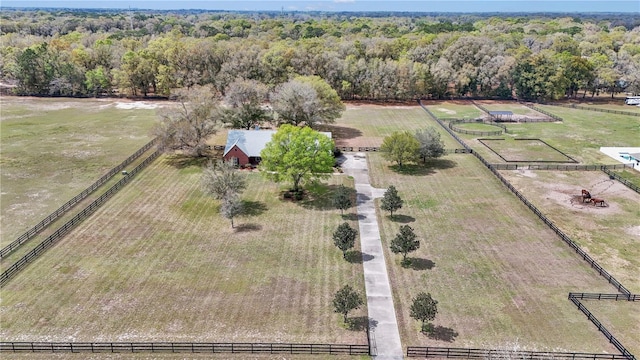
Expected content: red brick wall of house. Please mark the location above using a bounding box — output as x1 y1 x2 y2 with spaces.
223 145 250 166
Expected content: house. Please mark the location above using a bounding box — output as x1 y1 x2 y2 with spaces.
223 129 332 166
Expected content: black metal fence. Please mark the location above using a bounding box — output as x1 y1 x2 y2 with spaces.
569 293 639 301
520 102 564 121
550 103 640 117
448 119 505 136
601 168 640 194
0 138 157 259
568 296 636 360
0 342 370 355
0 150 160 288
407 346 631 360
492 163 632 171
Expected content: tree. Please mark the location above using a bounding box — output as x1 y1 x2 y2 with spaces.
153 86 221 157
221 192 243 228
381 185 403 219
410 292 438 333
222 78 270 130
333 285 364 323
415 128 445 164
390 225 420 265
333 222 358 259
260 124 335 194
380 131 419 168
201 160 247 200
333 185 353 215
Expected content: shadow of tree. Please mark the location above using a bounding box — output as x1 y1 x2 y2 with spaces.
423 158 457 170
407 257 435 270
389 214 415 223
165 154 211 169
241 200 268 217
347 316 369 331
426 325 459 342
299 183 355 211
234 223 262 232
342 213 366 221
344 250 374 264
317 124 363 142
389 159 457 176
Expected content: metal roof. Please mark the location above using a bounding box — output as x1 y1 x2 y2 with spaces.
489 111 514 115
223 129 332 158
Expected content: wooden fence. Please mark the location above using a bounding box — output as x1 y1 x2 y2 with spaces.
550 103 640 117
601 168 640 194
406 346 632 360
0 150 160 288
492 163 633 171
0 138 157 259
448 119 505 136
520 102 564 121
0 342 370 355
569 293 639 301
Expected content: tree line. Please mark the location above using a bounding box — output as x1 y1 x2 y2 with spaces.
1 9 639 100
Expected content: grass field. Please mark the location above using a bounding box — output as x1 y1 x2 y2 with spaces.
499 169 640 293
323 104 462 150
0 97 160 244
563 103 640 114
478 138 576 163
0 156 367 346
581 301 640 356
452 122 505 132
422 101 484 119
473 101 543 116
367 152 620 352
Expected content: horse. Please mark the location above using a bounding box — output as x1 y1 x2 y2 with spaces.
581 189 592 203
590 198 606 207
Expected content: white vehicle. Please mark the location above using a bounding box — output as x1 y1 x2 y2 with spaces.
625 96 640 105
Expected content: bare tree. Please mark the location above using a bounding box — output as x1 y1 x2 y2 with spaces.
202 160 247 200
154 85 221 157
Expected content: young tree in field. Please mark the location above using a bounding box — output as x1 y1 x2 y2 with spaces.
333 222 358 259
381 185 403 219
260 124 335 194
415 128 445 164
333 285 364 323
410 292 438 333
201 160 247 200
221 191 243 228
154 86 221 157
390 225 420 266
333 185 353 215
222 78 270 130
380 131 420 168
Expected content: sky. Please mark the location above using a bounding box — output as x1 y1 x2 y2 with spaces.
2 0 639 13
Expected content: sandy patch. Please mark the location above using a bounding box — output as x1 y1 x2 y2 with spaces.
626 226 640 237
437 107 456 115
115 101 160 110
539 179 627 214
517 169 537 178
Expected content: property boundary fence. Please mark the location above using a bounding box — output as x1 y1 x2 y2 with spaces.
491 163 632 171
601 168 640 194
406 347 631 359
448 119 506 136
0 150 160 288
550 103 640 117
569 293 639 301
520 102 564 121
0 138 157 259
0 342 370 355
477 138 578 164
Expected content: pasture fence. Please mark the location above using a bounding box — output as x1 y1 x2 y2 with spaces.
520 102 564 121
0 150 160 288
448 119 506 136
0 342 370 356
470 101 495 120
550 103 640 117
568 293 639 301
0 138 157 259
568 296 636 360
492 163 632 171
601 168 640 195
406 346 632 360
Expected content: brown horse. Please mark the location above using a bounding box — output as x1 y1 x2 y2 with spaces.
581 189 592 203
590 198 606 207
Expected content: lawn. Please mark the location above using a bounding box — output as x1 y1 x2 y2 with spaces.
0 156 367 346
367 152 620 352
473 101 544 116
421 101 484 120
580 301 640 356
478 138 576 163
499 169 640 293
323 104 462 150
451 122 505 133
0 97 160 245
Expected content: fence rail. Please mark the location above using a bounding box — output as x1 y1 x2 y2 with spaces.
0 138 157 259
0 342 369 355
0 150 160 288
601 168 640 195
569 293 639 301
448 119 505 136
550 103 640 117
492 163 633 171
406 346 632 360
520 102 564 121
569 297 636 360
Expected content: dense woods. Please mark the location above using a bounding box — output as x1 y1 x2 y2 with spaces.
1 9 639 101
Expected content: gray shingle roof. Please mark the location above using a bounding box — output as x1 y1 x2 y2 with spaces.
223 129 332 158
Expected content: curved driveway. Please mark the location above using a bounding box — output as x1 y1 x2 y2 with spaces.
341 153 404 360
